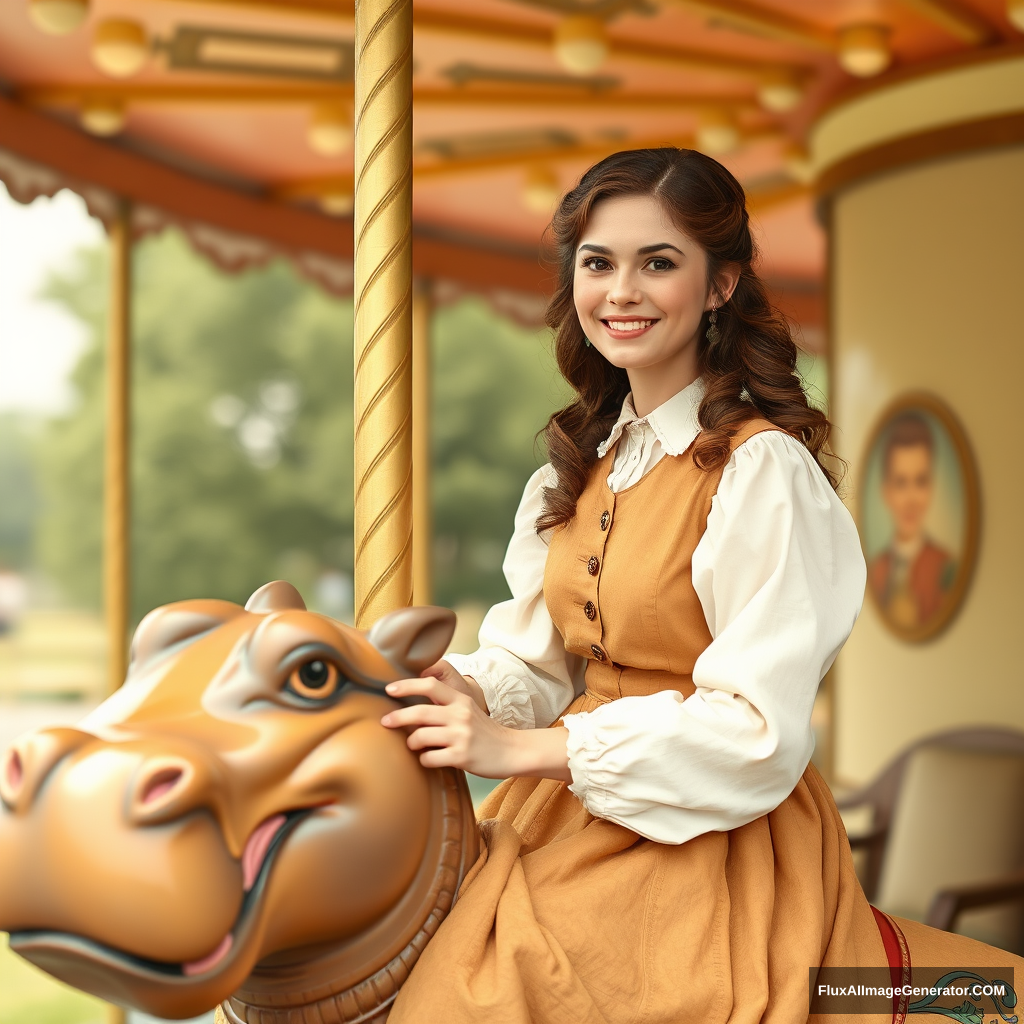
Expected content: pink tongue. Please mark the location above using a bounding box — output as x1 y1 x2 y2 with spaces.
241 814 287 892
183 934 233 977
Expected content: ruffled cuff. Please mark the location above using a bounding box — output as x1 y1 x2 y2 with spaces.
562 709 613 818
444 652 537 730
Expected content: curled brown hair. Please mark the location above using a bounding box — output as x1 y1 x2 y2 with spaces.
537 147 836 532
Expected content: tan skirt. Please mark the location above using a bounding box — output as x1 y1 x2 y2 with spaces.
389 691 1024 1024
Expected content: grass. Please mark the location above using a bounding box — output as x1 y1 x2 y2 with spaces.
0 933 108 1024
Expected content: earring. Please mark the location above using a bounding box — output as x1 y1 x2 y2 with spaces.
584 336 592 348
706 305 720 346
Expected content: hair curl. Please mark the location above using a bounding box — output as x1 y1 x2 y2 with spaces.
536 147 837 532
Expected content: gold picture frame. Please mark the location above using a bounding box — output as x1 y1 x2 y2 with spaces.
859 392 980 643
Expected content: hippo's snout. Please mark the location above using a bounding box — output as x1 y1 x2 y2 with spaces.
0 728 92 815
0 734 243 964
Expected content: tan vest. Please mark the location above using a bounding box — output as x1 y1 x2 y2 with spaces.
544 416 779 703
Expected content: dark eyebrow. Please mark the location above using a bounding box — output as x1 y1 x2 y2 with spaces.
637 243 683 255
578 243 611 254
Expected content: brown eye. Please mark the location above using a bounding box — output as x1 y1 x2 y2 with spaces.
288 660 339 700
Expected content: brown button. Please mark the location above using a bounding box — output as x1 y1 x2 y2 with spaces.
584 601 596 621
590 644 605 661
587 556 599 575
600 510 610 531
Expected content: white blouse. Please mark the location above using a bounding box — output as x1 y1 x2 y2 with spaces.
445 379 867 845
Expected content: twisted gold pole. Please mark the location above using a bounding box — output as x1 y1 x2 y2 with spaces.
353 0 414 628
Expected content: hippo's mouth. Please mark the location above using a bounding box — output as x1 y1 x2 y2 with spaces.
9 807 314 991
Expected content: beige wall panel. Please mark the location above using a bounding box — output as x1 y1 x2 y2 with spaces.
832 144 1024 784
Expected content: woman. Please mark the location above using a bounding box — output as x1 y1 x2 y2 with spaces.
380 148 1019 1023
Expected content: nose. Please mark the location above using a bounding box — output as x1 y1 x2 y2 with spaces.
606 269 642 306
0 728 93 814
129 756 209 826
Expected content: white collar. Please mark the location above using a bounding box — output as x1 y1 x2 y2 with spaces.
596 378 705 459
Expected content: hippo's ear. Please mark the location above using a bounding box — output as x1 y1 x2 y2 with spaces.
245 581 306 613
366 606 457 675
130 600 245 668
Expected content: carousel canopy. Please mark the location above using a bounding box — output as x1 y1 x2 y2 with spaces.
1 0 1020 334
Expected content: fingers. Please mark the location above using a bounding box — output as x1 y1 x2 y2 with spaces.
385 676 461 706
380 703 454 730
418 659 449 679
404 726 453 752
418 747 461 769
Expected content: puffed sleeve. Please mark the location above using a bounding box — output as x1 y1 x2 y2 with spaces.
561 431 867 844
444 465 585 730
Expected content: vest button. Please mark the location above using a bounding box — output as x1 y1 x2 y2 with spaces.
587 556 599 575
590 644 605 661
584 601 596 621
600 510 610 531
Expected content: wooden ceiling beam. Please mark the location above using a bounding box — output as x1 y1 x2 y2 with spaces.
146 0 354 22
892 0 998 45
21 84 352 106
665 0 835 52
411 8 803 79
140 0 807 81
273 128 783 188
413 86 758 111
21 82 763 114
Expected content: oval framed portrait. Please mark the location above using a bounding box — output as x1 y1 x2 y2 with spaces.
859 392 980 643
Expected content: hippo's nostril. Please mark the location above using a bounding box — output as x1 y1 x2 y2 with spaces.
141 768 185 805
5 749 23 793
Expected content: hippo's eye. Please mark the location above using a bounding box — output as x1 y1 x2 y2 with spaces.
287 660 339 701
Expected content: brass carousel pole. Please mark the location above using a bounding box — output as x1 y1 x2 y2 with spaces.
411 278 433 606
104 200 131 1024
104 199 132 697
353 0 414 626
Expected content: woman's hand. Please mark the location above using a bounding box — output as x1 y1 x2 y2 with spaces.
380 673 572 782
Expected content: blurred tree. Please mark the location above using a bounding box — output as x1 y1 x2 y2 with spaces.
431 298 569 607
32 231 564 622
0 415 38 571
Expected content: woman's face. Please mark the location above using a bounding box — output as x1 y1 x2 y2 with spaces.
572 194 715 381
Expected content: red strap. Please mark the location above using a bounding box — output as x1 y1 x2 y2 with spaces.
871 906 912 1024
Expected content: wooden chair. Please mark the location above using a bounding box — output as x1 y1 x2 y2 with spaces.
835 727 1024 952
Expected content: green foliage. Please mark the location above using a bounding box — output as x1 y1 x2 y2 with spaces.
31 231 565 621
431 299 570 606
0 417 38 572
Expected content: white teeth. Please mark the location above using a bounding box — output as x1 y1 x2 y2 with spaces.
608 320 652 331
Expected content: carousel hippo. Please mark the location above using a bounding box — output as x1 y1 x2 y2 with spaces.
0 581 480 1022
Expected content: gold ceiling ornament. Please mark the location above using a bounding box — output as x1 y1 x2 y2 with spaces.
837 24 892 78
696 108 740 155
27 0 88 35
1009 0 1024 32
319 190 354 216
92 18 150 77
80 98 126 135
522 165 562 214
308 101 352 155
353 0 414 626
756 69 804 113
554 15 609 76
